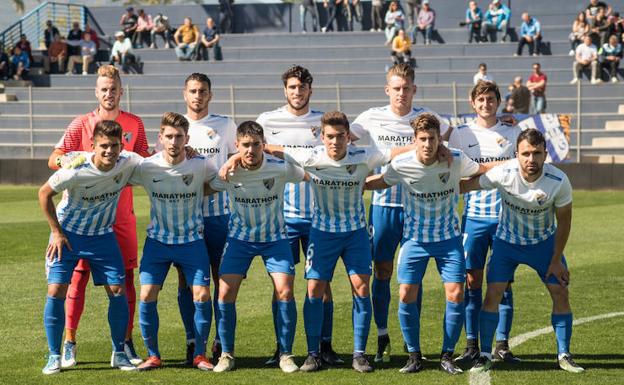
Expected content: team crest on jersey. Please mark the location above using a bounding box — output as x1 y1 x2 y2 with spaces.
438 172 450 184
113 173 123 184
206 128 216 139
346 164 357 175
310 125 320 138
535 191 548 205
182 174 194 186
496 136 509 148
263 177 275 190
123 131 132 143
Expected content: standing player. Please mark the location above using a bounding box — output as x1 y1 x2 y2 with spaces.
39 121 140 374
47 65 149 367
464 129 584 374
257 66 342 366
448 80 521 363
130 112 217 371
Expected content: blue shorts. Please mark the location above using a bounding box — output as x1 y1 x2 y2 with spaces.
304 227 373 282
204 214 230 267
369 205 404 263
461 216 499 270
397 237 466 285
46 231 125 286
487 235 567 285
219 237 295 276
285 216 312 265
140 237 210 287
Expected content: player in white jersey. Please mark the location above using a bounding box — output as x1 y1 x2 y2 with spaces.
130 112 218 372
463 129 584 374
448 81 522 364
209 121 304 374
257 66 342 366
350 63 450 362
39 121 140 374
365 114 498 375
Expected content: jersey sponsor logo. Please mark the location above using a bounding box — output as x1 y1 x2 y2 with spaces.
152 191 197 199
113 173 123 184
263 177 275 190
234 194 278 204
312 178 360 187
346 164 357 175
81 189 122 202
197 147 221 155
123 132 133 143
407 187 455 200
438 171 450 184
182 174 194 186
503 199 549 214
376 135 413 145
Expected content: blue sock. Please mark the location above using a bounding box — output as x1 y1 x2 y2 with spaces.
496 288 514 341
398 300 420 352
271 300 279 344
551 313 573 354
303 296 323 354
479 310 499 356
139 301 160 358
464 288 482 341
442 301 465 352
371 278 390 332
108 294 129 352
352 295 372 354
43 296 65 355
213 286 220 343
277 300 297 353
193 300 212 356
177 287 195 342
217 302 236 353
321 300 333 342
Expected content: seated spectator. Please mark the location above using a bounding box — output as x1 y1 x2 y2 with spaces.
482 0 511 42
370 0 384 32
174 17 200 61
515 12 542 56
67 33 97 75
599 34 622 82
198 17 221 61
473 62 493 84
590 7 611 45
135 9 153 48
10 46 30 80
44 20 60 51
43 34 67 74
464 1 483 43
16 34 33 63
110 31 135 74
608 13 623 42
120 7 138 43
391 28 412 65
571 35 600 84
151 13 172 49
586 0 612 22
84 23 99 50
569 12 590 55
384 1 404 45
67 22 83 56
415 0 435 45
527 62 548 113
508 76 531 114
0 44 10 80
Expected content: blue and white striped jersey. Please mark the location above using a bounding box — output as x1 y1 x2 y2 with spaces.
448 119 521 219
186 113 237 218
383 149 480 243
284 145 389 233
210 154 305 243
49 151 141 236
351 105 449 207
257 106 323 220
130 152 217 245
479 159 572 246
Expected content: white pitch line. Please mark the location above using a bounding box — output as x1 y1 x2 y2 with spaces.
469 311 624 385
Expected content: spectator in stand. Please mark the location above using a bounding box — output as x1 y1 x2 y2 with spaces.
16 34 33 63
586 0 612 22
527 62 547 113
384 1 404 44
515 12 542 56
465 1 483 43
473 62 493 84
120 7 138 43
135 9 153 49
321 0 345 33
571 34 600 84
110 31 135 74
482 0 511 42
590 8 611 46
219 0 235 34
84 24 99 50
415 0 435 45
569 12 590 56
151 13 172 49
404 0 422 30
300 0 320 33
67 32 97 75
174 17 200 61
10 46 30 80
608 13 623 42
599 34 622 82
391 28 412 65
0 44 10 80
198 17 221 61
345 0 363 32
44 20 60 51
370 0 384 32
67 22 83 57
43 34 67 74
507 76 531 114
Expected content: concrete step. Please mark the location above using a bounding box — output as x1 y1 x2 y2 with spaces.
0 94 17 102
619 105 624 114
605 121 624 130
581 154 624 164
592 137 624 148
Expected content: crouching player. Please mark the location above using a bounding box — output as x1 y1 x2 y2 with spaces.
39 120 141 374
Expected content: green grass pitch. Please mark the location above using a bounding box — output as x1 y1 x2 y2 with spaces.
0 186 622 385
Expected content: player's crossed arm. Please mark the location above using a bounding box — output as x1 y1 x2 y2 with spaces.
38 183 72 261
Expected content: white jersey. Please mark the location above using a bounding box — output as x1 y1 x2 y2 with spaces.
351 105 449 207
383 149 480 243
284 145 389 233
210 154 305 243
130 153 217 245
49 151 141 236
186 113 237 217
479 159 572 246
448 119 521 219
257 106 323 220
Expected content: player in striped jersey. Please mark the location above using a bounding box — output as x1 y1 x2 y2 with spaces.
448 81 522 364
47 65 149 367
257 66 341 366
365 114 497 375
130 113 218 372
209 121 305 374
464 129 584 374
39 121 140 374
350 63 450 362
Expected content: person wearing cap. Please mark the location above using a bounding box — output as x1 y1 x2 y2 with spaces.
120 7 138 43
482 0 511 42
110 31 135 74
